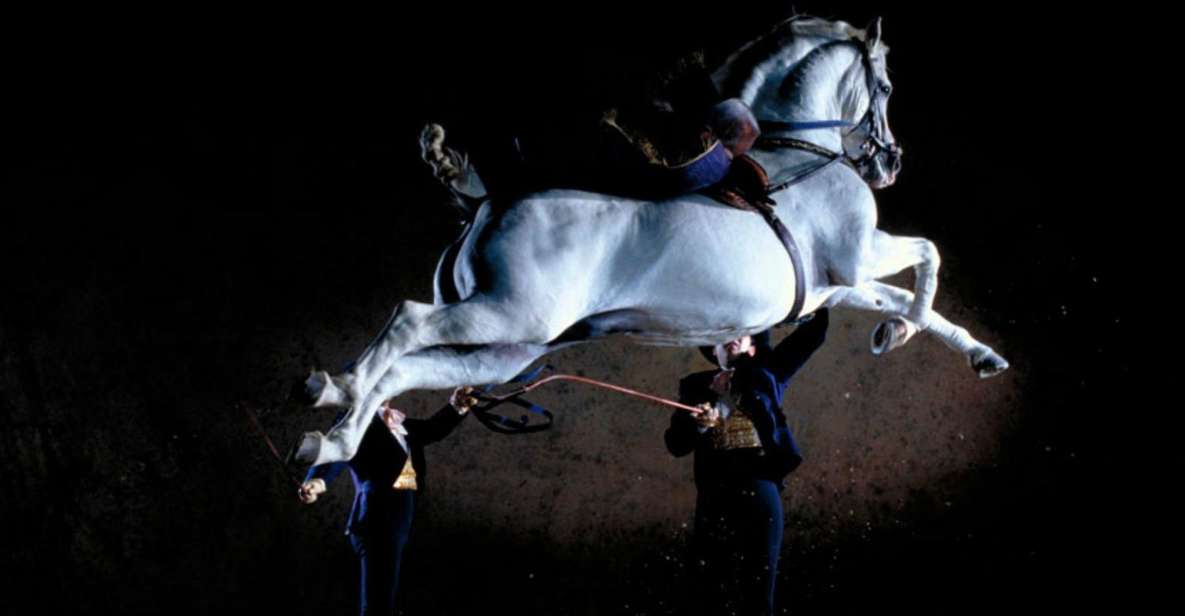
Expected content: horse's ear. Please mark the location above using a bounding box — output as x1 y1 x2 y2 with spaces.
865 17 883 51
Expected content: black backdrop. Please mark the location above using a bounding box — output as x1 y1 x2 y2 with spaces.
3 2 1132 614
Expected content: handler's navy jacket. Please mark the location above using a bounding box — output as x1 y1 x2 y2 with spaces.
305 405 466 533
665 309 828 487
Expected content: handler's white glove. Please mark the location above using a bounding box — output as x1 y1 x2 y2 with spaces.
695 402 720 430
298 478 326 504
449 386 479 415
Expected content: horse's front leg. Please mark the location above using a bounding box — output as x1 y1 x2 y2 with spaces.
831 282 1008 378
858 230 941 344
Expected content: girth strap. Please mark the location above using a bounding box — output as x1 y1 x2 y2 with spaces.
753 204 807 324
702 154 809 324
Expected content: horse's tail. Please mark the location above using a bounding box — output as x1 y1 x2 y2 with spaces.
419 123 487 219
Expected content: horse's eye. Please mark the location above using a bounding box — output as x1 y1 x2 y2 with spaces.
880 84 892 95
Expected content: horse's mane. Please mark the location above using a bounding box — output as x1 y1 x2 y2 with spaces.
712 15 887 102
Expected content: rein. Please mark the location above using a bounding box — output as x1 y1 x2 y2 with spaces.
467 365 705 434
474 373 704 415
755 134 851 196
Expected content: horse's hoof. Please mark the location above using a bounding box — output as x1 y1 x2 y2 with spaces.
970 349 1009 379
302 370 349 408
286 431 324 466
870 317 915 356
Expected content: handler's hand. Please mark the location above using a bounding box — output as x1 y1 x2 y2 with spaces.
298 478 326 504
695 402 720 428
450 386 478 415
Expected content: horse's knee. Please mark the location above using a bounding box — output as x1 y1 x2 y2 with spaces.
921 240 940 269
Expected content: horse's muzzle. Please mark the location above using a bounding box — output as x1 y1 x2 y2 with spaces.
862 144 902 189
886 145 903 175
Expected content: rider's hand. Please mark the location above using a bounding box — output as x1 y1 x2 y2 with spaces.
298 478 326 504
449 386 478 415
694 402 720 429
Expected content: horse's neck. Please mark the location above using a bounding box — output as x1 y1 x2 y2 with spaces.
749 44 863 155
749 79 847 174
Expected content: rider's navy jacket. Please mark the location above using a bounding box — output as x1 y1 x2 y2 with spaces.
665 309 828 487
305 405 466 533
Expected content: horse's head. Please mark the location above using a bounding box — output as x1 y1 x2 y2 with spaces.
714 16 902 189
842 18 901 188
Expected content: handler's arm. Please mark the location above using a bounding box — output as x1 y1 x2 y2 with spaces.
300 461 347 504
405 387 475 446
300 416 349 503
768 308 829 385
305 461 346 484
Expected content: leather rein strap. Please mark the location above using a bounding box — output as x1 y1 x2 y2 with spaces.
475 373 705 415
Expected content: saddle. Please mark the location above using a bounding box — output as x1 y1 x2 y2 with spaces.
701 154 774 212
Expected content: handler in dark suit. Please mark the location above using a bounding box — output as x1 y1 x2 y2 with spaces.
299 386 477 616
665 309 829 616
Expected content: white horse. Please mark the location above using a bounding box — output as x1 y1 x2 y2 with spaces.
293 17 1008 467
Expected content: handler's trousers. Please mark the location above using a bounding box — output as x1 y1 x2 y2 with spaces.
348 491 416 616
692 478 784 616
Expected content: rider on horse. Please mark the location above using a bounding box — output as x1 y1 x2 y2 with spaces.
421 54 762 206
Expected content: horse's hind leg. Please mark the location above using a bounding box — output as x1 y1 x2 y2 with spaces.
298 342 551 465
303 301 440 408
304 296 572 417
833 282 1008 378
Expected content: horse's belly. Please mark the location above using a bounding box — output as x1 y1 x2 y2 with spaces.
599 205 800 343
458 195 800 345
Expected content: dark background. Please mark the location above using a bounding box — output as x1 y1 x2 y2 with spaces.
3 2 1132 615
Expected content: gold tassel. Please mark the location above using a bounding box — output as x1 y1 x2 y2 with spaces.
710 410 763 450
392 458 418 491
